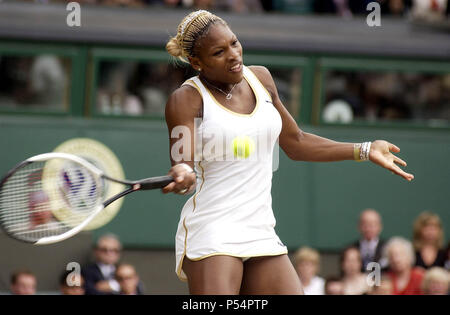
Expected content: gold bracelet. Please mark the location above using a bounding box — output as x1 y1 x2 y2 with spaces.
354 143 362 162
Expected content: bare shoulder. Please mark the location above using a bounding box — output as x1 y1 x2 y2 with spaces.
247 65 277 97
165 84 202 123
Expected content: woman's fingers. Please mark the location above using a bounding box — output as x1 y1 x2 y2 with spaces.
388 142 400 153
376 141 413 181
393 155 407 167
390 163 414 181
162 164 196 194
162 182 176 194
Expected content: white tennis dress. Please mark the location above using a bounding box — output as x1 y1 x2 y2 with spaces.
175 66 287 281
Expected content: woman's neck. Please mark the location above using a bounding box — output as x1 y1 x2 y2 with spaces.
395 266 411 278
344 272 361 281
199 74 235 92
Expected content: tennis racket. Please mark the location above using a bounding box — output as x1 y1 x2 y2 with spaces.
0 152 173 245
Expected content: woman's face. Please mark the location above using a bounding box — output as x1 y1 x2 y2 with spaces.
191 23 244 85
342 248 362 276
388 244 412 273
421 222 440 243
296 260 318 282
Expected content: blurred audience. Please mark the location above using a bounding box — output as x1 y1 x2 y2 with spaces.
59 270 85 295
97 61 196 116
81 233 122 295
0 55 69 111
413 211 447 269
10 270 37 295
19 0 450 20
115 263 144 295
353 209 387 271
340 246 370 295
293 247 325 295
313 0 414 16
421 267 449 295
97 62 143 116
324 276 344 295
411 0 448 22
384 237 425 295
324 71 449 124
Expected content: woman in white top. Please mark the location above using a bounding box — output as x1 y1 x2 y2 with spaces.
162 10 414 295
294 247 325 295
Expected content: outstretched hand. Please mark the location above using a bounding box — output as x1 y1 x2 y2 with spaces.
369 140 414 181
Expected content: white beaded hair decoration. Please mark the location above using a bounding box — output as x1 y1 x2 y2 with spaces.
180 10 209 38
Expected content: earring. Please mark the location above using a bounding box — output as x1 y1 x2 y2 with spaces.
197 68 201 72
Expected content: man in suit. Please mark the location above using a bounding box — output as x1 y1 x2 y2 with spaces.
81 233 122 295
353 209 387 271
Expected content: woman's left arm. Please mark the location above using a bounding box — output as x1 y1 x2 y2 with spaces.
249 65 414 181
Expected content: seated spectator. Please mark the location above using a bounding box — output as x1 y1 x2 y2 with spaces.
115 263 144 295
411 0 448 22
368 275 393 295
340 246 370 295
10 270 37 295
413 211 446 269
421 267 449 295
293 247 325 295
324 277 344 295
60 270 85 295
353 209 387 272
81 233 122 295
384 237 425 295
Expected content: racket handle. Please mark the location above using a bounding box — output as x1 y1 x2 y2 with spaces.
138 175 174 190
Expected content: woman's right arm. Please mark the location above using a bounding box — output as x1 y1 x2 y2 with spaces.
162 85 202 195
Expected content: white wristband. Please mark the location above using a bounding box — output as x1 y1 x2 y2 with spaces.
176 163 195 195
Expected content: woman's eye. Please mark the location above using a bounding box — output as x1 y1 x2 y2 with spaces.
232 40 238 46
213 50 223 56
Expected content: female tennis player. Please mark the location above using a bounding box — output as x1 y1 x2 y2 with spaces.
162 10 414 295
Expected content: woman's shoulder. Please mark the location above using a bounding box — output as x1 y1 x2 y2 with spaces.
165 84 203 120
247 65 277 98
247 65 271 83
166 84 202 112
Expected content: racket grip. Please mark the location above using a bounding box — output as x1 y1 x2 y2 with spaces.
138 175 174 190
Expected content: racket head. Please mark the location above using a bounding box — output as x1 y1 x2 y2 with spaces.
0 153 105 244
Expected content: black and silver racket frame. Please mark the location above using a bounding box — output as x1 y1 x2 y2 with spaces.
0 153 172 245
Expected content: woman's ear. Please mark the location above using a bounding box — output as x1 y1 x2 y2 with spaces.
188 56 202 72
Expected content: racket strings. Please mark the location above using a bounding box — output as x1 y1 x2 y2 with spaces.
0 159 103 242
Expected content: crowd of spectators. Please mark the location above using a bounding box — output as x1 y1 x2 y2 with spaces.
7 210 449 295
16 0 450 19
323 71 450 125
8 234 144 295
293 209 450 295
